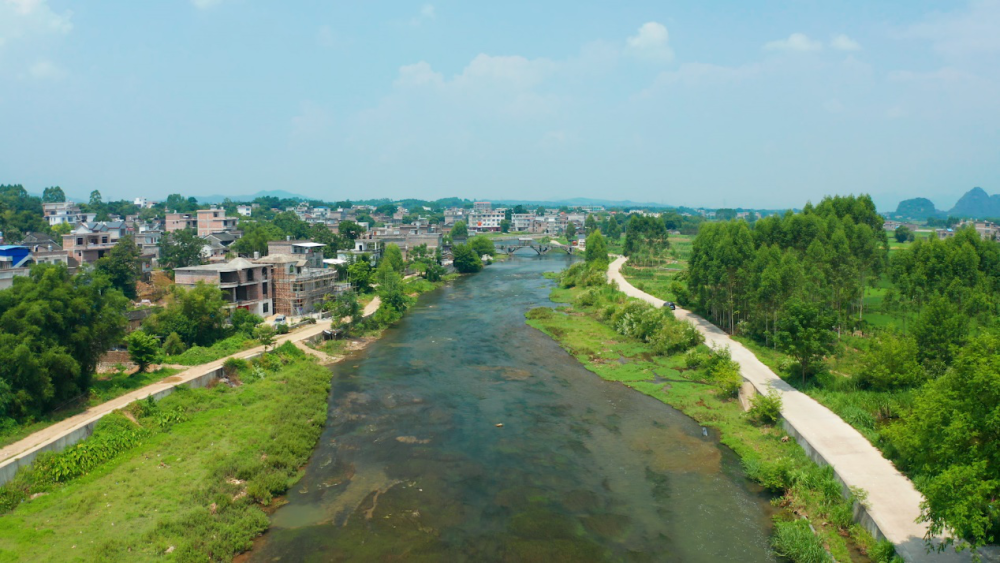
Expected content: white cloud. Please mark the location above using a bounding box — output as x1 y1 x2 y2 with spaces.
395 61 444 87
830 34 861 51
28 59 65 80
408 4 435 26
0 0 72 46
887 67 976 83
901 0 1000 56
191 0 225 10
626 22 673 62
763 33 822 52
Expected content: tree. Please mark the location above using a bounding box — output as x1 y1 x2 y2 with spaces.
231 220 284 257
894 225 914 243
0 264 127 420
773 299 835 382
254 324 276 352
126 331 162 373
564 222 577 239
88 190 103 209
913 296 969 373
513 205 526 214
504 208 512 222
160 229 204 270
383 243 405 274
324 291 363 327
425 263 446 282
585 229 608 265
375 259 409 314
500 219 511 233
468 235 495 258
0 184 48 243
163 332 187 356
856 333 925 390
536 206 546 216
143 282 228 347
451 220 468 239
94 235 142 299
230 308 262 335
338 220 365 241
347 257 373 292
605 215 621 240
585 214 598 233
452 243 483 273
888 334 1000 551
42 186 65 203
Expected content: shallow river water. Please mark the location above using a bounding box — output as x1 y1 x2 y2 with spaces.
251 254 776 562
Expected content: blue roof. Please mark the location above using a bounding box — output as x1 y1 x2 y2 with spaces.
0 245 28 250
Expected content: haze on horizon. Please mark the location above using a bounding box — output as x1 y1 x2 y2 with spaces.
1 0 998 210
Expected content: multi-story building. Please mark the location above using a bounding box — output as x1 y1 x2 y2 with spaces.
196 207 239 237
0 245 32 290
164 213 198 232
17 232 71 267
42 202 92 227
512 213 534 232
62 221 132 264
473 201 492 213
256 241 347 316
174 258 273 317
470 209 505 232
236 205 253 217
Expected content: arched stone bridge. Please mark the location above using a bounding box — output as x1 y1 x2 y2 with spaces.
492 237 576 255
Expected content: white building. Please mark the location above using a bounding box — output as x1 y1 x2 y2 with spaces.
237 205 253 217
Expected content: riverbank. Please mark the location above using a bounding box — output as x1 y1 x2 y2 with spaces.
527 262 899 563
0 272 462 561
0 342 337 561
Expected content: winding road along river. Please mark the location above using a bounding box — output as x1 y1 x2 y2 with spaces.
251 254 776 562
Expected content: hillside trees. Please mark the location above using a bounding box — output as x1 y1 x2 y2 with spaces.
0 184 48 242
623 215 669 264
143 282 228 347
42 186 65 203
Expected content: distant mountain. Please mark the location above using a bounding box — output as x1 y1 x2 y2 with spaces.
893 197 941 219
197 190 307 204
493 197 665 208
949 187 1000 218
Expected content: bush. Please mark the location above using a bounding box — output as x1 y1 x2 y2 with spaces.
771 519 830 563
749 389 783 425
163 332 187 356
223 357 248 377
525 307 555 320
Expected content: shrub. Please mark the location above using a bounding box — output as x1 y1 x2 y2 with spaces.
163 332 187 356
771 519 830 563
223 357 248 377
749 389 783 425
525 307 555 320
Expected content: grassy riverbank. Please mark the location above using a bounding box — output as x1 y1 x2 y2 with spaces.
0 367 182 450
0 343 331 562
527 266 899 563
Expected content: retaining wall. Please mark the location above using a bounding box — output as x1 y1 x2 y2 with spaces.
0 352 263 487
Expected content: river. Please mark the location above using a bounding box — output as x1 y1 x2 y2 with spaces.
250 254 776 562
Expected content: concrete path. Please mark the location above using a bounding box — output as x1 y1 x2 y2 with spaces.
0 293 389 475
608 256 983 563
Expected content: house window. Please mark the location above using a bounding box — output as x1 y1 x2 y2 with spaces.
263 302 269 314
77 238 83 245
102 236 108 244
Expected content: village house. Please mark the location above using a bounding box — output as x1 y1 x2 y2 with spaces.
164 213 198 232
196 207 239 237
62 221 132 264
42 201 94 227
0 245 32 290
174 258 273 317
254 241 348 316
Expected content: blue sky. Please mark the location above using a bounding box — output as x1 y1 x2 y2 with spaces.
1 1 998 210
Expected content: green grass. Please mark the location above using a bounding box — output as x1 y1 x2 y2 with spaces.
165 334 257 366
0 367 182 450
0 344 330 562
527 282 900 563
